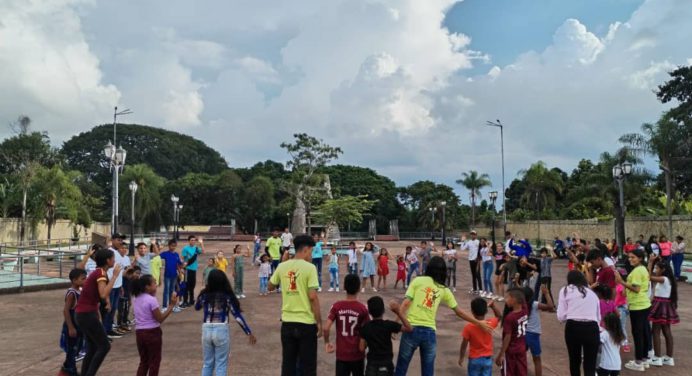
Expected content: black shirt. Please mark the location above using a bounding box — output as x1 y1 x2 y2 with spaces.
518 257 541 281
359 319 402 366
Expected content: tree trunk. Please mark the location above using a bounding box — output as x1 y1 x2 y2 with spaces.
664 165 673 239
20 187 27 244
471 193 476 228
292 193 306 235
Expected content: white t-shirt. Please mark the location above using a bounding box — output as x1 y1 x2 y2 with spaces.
280 232 293 247
107 250 129 289
505 238 513 255
462 239 480 261
599 329 622 371
604 257 615 268
654 276 671 298
85 258 97 275
406 252 418 265
651 243 660 256
480 247 492 262
347 248 358 265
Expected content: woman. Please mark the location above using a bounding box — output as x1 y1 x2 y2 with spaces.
646 235 660 258
443 242 458 292
480 239 494 297
672 236 685 280
556 270 600 376
195 269 256 376
394 256 491 376
658 235 673 263
493 242 506 301
74 248 121 376
615 249 652 372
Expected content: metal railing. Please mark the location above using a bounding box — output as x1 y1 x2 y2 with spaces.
0 249 89 290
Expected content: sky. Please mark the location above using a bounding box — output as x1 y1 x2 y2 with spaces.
1 0 690 206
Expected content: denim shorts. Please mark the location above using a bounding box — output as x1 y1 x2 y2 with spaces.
526 331 541 356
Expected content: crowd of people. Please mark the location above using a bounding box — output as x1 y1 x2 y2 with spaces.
57 228 685 376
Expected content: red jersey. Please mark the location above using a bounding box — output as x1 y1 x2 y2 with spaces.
596 267 616 289
328 300 370 361
502 307 528 355
75 268 108 313
623 244 637 253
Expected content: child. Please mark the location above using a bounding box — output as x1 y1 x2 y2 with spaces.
648 257 679 366
493 242 506 301
376 248 390 290
132 275 177 376
150 242 163 286
458 298 502 376
594 283 617 326
404 246 419 287
522 285 555 376
258 255 271 296
614 280 631 352
203 258 215 286
231 245 248 299
394 255 406 289
500 253 519 290
60 268 87 376
598 313 625 376
324 274 371 374
536 247 556 303
215 251 229 272
361 242 377 292
328 246 340 292
159 240 183 312
359 297 412 376
495 288 528 376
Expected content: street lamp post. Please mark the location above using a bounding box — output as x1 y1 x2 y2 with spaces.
177 204 183 240
440 201 447 246
429 207 437 239
171 195 179 240
612 162 632 251
128 181 138 256
104 141 127 235
486 120 507 234
489 191 498 244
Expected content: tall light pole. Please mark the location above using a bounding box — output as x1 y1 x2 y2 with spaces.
613 162 632 251
489 191 498 244
429 206 437 239
177 204 183 240
486 120 507 234
128 181 138 256
104 141 127 235
440 201 447 246
171 195 179 240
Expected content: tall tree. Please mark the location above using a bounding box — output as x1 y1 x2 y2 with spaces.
313 195 376 234
518 161 564 217
456 170 491 227
119 164 166 232
28 166 86 242
239 176 275 232
656 65 692 122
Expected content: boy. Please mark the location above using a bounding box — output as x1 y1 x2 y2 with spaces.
60 268 87 376
523 285 554 376
495 288 528 376
160 239 184 312
500 253 519 289
359 297 412 376
181 235 204 307
324 274 370 375
459 297 502 376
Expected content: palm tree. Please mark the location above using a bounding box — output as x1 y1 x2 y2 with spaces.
456 170 491 227
518 162 564 215
28 166 84 242
120 164 165 232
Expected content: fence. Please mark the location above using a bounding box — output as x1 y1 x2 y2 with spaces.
0 248 89 293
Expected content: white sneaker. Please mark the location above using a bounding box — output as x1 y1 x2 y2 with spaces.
643 359 650 369
327 288 334 292
649 357 663 367
172 307 182 313
372 288 377 292
361 288 365 293
625 361 645 372
318 288 322 292
452 288 456 292
662 357 675 366
336 287 340 292
161 307 167 313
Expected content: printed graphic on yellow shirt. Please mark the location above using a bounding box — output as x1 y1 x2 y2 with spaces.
287 270 299 292
422 287 439 309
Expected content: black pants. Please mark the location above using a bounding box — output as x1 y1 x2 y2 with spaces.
365 362 393 376
597 368 619 376
469 260 481 291
185 270 196 304
75 311 111 376
281 322 318 376
565 320 599 376
118 280 130 326
630 308 652 361
336 359 364 376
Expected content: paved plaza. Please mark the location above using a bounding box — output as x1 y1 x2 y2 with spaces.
0 240 690 375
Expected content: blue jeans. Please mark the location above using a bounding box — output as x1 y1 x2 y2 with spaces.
259 276 268 294
312 258 322 288
407 262 419 286
271 260 280 275
163 276 176 308
482 261 494 293
202 323 230 376
395 326 437 376
672 253 684 279
617 305 629 344
103 287 120 333
467 356 492 376
253 243 260 262
349 263 358 275
329 267 339 289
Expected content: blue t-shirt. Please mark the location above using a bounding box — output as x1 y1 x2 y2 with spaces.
182 245 201 271
312 241 324 259
160 250 182 278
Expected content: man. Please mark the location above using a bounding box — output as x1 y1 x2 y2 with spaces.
281 227 294 256
267 229 283 274
461 231 481 293
418 241 433 274
104 233 128 338
181 235 204 307
269 235 322 376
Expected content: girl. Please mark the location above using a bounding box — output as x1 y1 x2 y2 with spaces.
395 257 492 376
658 235 673 262
598 313 625 376
150 241 162 286
394 255 406 289
557 270 601 376
672 236 685 280
615 248 651 372
361 242 377 292
253 233 261 264
593 283 617 326
614 281 631 352
648 257 679 366
444 242 458 292
493 242 506 301
258 255 271 296
195 269 256 376
405 246 420 287
132 275 177 376
646 235 660 258
215 251 229 272
327 246 340 292
203 258 215 286
74 248 121 376
480 239 493 297
231 245 249 299
376 248 390 290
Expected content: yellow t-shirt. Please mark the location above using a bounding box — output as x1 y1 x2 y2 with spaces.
269 259 319 324
150 255 162 285
267 237 283 260
405 276 458 330
215 257 229 272
626 265 651 311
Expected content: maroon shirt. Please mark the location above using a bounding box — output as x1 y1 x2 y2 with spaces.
328 300 370 361
75 268 108 313
596 267 616 289
503 307 528 354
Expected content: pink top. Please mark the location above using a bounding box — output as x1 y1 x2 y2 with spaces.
659 241 672 257
614 284 627 307
134 293 160 330
557 285 601 323
599 300 617 326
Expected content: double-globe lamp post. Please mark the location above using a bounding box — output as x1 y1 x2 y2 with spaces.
104 141 126 236
440 201 447 246
486 120 507 233
171 195 183 240
128 181 138 256
613 162 632 253
489 191 498 244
